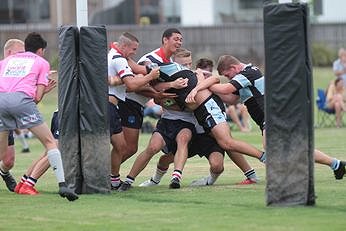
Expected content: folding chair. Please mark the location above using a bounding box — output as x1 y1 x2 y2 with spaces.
315 88 335 127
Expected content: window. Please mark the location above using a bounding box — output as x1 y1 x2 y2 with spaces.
0 0 50 24
239 0 262 9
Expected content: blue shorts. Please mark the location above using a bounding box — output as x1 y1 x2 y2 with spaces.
118 98 144 129
50 111 59 139
108 102 122 135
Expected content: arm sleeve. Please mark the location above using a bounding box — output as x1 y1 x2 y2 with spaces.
37 59 50 86
108 57 134 79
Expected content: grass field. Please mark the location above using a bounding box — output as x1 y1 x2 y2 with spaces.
0 67 346 231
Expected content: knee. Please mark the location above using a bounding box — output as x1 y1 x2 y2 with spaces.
146 144 161 156
1 148 15 169
208 154 224 174
176 131 192 145
210 162 224 174
127 145 138 156
2 158 14 170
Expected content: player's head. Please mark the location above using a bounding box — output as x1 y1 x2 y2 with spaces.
217 55 241 79
24 32 47 56
196 58 214 77
162 28 182 56
3 39 24 58
335 77 344 89
338 47 346 63
118 32 139 58
173 47 192 69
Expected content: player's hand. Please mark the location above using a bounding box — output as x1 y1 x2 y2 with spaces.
44 79 57 94
149 67 160 80
185 88 197 103
170 77 188 89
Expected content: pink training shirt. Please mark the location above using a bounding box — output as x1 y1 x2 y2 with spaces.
0 51 50 99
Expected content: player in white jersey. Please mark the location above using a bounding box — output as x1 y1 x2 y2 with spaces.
107 32 160 189
116 28 184 166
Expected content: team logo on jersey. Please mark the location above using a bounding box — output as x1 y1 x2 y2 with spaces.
3 58 34 78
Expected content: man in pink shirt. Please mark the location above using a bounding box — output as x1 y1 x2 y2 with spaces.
0 32 78 201
0 39 25 192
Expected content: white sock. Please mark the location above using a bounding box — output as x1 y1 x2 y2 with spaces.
47 148 65 183
152 166 168 183
207 171 220 185
18 133 29 149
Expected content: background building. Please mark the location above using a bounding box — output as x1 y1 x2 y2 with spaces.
0 0 345 67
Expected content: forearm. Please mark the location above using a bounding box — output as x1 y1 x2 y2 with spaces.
194 76 220 92
128 58 147 74
152 82 175 92
132 85 159 98
35 85 46 103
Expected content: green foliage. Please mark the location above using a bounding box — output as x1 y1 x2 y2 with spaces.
311 43 337 67
49 53 59 71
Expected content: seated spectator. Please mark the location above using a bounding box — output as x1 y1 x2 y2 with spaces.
333 48 346 87
326 77 346 128
226 104 251 132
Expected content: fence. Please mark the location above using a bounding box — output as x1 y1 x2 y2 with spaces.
1 23 345 67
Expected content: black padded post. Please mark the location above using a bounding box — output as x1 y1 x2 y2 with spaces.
264 3 315 206
58 26 83 193
79 26 110 193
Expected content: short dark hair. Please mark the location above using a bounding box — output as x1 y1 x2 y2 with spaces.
162 28 181 44
196 58 214 70
24 32 47 53
335 77 344 86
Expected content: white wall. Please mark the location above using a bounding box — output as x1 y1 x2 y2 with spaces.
317 0 346 23
180 0 214 26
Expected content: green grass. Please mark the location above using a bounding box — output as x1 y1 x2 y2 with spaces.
1 67 346 231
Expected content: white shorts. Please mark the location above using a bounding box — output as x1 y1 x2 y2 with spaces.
0 92 44 131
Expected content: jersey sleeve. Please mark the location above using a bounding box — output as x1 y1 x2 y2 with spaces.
37 59 50 86
108 56 134 79
229 73 252 90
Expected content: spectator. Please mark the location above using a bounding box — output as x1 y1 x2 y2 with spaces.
333 48 346 87
326 77 346 128
226 104 251 132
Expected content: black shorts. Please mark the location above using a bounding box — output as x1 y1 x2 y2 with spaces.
193 94 226 133
8 130 14 146
50 111 60 139
245 97 265 131
118 98 144 129
154 118 195 155
109 102 122 135
188 133 225 159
